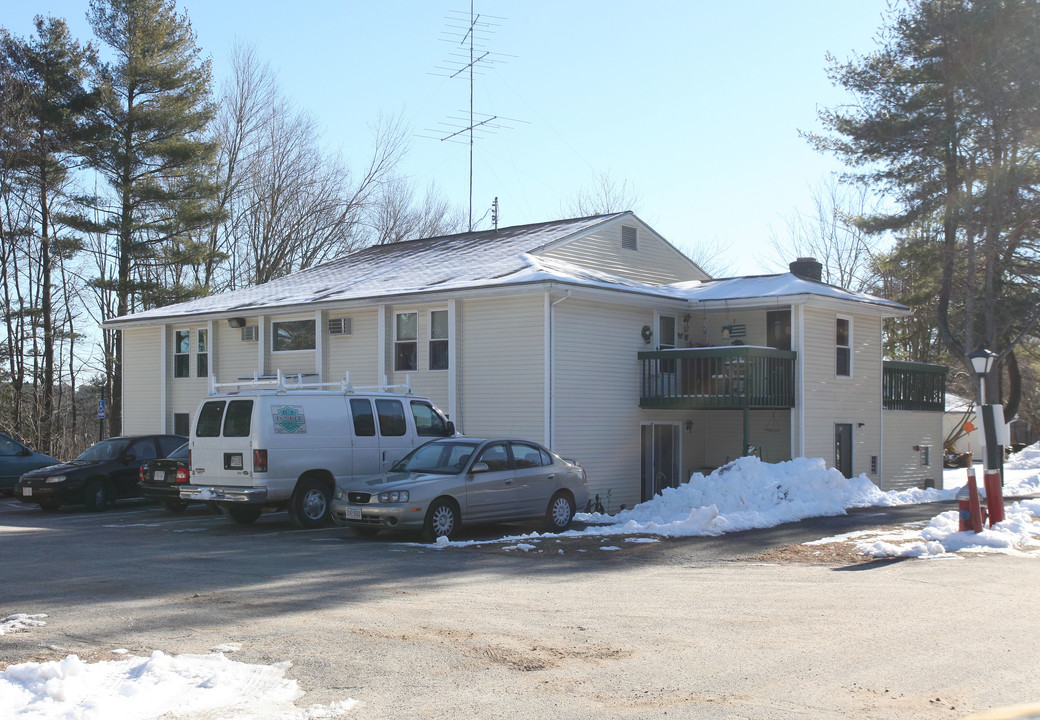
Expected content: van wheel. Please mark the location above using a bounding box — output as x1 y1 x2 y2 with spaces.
422 498 459 542
83 480 110 512
161 500 190 513
288 478 331 529
221 504 262 525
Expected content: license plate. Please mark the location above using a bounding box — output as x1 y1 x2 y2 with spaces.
344 506 362 520
154 471 166 483
22 487 31 497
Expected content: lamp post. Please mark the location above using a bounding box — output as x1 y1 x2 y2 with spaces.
967 347 998 470
967 347 1004 525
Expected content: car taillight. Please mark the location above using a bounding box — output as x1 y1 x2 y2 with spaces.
253 449 268 473
139 467 146 483
175 465 190 483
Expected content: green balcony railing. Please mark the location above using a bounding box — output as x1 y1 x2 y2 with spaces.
638 347 796 410
882 360 947 411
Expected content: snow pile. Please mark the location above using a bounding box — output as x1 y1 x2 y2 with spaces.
0 651 358 720
577 456 953 538
852 498 1040 558
1005 441 1040 471
0 614 47 635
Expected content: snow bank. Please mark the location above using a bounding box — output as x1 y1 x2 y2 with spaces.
576 456 953 538
0 651 357 720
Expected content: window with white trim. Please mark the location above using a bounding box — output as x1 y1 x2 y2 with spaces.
429 310 449 371
174 330 190 378
196 329 209 377
272 319 315 352
836 317 851 377
395 312 418 372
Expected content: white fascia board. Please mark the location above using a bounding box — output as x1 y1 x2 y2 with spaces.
692 293 909 318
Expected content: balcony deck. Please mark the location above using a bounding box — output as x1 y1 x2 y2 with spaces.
638 346 796 410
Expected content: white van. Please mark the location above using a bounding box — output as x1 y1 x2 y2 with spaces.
182 372 454 528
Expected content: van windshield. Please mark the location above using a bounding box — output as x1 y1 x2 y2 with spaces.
390 441 480 475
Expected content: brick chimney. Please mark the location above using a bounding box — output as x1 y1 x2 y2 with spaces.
789 257 822 282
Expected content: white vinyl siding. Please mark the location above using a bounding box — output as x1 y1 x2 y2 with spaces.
551 298 649 510
882 410 944 490
122 327 164 433
458 295 544 439
216 317 262 383
799 307 882 479
537 221 708 285
327 309 379 388
165 326 209 432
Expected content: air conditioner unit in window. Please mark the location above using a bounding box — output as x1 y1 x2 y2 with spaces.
241 325 258 342
328 317 352 336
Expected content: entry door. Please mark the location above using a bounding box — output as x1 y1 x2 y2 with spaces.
641 424 680 502
835 423 853 478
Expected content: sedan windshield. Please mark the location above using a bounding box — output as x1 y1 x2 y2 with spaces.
391 441 480 474
74 439 129 463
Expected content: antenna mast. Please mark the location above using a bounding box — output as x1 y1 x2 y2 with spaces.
425 2 523 232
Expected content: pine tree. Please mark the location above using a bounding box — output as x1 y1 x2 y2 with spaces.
0 17 96 453
84 0 221 435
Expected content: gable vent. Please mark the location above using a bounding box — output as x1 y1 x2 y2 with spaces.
328 317 352 336
241 325 258 342
621 225 638 251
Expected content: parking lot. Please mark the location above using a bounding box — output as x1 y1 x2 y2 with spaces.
3 495 1039 719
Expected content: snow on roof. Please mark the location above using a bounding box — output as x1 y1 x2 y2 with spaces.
107 213 907 326
669 273 909 311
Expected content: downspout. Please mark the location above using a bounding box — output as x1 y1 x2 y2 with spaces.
545 289 571 449
797 303 805 458
160 325 167 432
878 322 885 490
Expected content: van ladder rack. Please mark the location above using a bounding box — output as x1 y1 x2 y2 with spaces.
209 369 413 396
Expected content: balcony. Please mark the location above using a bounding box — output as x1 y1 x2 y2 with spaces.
882 360 947 412
639 346 797 410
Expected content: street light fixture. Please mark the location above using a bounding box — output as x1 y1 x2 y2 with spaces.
968 347 997 381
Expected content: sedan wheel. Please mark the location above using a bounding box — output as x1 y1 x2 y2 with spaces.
83 480 110 512
545 492 575 532
161 500 190 513
422 499 459 542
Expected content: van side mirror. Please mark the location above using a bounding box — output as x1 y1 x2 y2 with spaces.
445 420 456 436
470 462 489 474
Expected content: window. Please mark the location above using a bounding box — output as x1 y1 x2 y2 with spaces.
511 442 549 469
196 401 226 437
173 413 190 437
658 314 676 374
836 317 851 377
126 438 156 462
376 399 407 437
159 435 185 456
196 329 209 377
395 312 417 372
272 319 315 352
350 399 375 437
476 442 510 471
429 310 449 371
411 400 448 437
767 310 791 351
223 400 253 437
921 445 931 467
174 330 190 378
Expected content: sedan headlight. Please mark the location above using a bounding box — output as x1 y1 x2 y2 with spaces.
377 490 409 503
334 489 346 500
45 475 67 484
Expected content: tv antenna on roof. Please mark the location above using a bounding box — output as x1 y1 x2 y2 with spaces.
423 1 525 231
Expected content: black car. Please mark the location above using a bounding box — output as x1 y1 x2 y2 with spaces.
0 432 58 495
15 435 186 512
139 442 193 512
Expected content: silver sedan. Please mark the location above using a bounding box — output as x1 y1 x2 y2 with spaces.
331 438 589 541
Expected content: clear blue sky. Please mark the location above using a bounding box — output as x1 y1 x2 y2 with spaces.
9 1 892 276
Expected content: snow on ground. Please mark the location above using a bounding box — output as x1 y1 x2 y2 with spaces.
426 444 1040 561
6 446 1040 717
0 647 358 720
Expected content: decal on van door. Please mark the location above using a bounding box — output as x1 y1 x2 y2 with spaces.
272 405 307 434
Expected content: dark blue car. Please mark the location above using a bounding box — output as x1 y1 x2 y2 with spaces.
15 435 185 511
0 433 58 495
